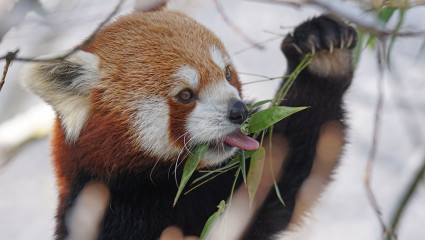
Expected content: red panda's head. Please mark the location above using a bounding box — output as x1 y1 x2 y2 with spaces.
21 11 258 174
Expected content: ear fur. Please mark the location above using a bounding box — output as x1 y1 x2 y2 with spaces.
20 50 99 142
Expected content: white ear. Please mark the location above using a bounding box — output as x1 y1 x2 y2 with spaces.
20 50 99 142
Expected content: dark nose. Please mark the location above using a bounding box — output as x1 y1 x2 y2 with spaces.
228 100 249 124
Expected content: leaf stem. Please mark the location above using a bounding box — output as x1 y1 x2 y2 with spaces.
273 53 314 107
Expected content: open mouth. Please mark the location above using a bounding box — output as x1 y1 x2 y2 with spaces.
209 130 259 153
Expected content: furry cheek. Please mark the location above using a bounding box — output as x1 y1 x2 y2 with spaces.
131 95 180 161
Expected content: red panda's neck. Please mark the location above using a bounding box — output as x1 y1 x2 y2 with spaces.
51 109 173 196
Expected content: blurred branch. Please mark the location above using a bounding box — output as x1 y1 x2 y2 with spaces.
386 153 425 240
0 50 18 91
379 0 425 8
234 35 282 55
249 0 425 37
363 38 397 239
0 104 53 168
0 0 124 62
0 0 126 92
212 0 264 50
134 0 167 12
0 0 41 42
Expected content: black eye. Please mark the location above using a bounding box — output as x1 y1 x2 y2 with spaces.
177 89 195 103
225 66 232 82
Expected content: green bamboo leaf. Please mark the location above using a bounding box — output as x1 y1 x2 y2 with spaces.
192 162 238 185
240 149 247 184
200 200 226 239
247 106 307 133
191 149 256 186
267 126 286 207
174 143 210 206
378 7 396 23
387 7 407 67
248 99 272 111
417 40 425 59
273 183 285 206
353 29 365 66
421 40 425 52
247 146 265 208
366 35 376 48
186 150 257 195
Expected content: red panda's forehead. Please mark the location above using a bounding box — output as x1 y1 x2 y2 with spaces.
86 11 237 96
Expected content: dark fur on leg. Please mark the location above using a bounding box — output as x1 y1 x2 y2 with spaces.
243 15 357 239
56 168 239 240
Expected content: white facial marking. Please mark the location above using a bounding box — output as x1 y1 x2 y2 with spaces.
133 95 179 160
209 45 229 70
186 81 241 165
20 50 99 142
173 66 199 89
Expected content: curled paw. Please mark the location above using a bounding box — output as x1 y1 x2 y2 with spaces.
282 15 358 56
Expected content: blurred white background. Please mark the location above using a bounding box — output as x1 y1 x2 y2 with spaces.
0 0 424 239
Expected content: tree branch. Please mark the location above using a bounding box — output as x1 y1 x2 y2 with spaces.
0 50 18 91
248 0 425 38
386 153 425 240
212 0 264 50
0 0 42 42
363 38 397 239
0 0 126 92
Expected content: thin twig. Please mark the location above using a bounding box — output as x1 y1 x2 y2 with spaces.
234 35 282 55
0 0 42 42
0 0 126 90
363 38 397 239
246 0 303 7
386 154 425 240
248 0 425 38
385 0 425 8
58 0 126 60
0 0 125 63
355 0 425 9
0 50 19 91
242 78 280 85
212 0 264 50
238 72 287 85
134 0 167 12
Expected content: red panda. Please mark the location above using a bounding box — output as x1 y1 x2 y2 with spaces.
21 9 356 240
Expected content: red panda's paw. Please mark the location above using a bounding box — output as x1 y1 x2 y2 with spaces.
282 15 357 55
282 15 357 79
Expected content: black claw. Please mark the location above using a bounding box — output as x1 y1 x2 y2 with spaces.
282 14 358 56
347 26 358 49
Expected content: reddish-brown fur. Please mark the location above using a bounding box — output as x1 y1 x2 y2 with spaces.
84 11 238 97
51 10 243 200
167 99 195 148
21 11 356 240
83 10 242 160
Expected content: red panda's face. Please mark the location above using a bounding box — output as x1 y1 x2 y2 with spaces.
21 11 257 168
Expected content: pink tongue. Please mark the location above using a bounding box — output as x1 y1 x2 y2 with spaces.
224 131 259 151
